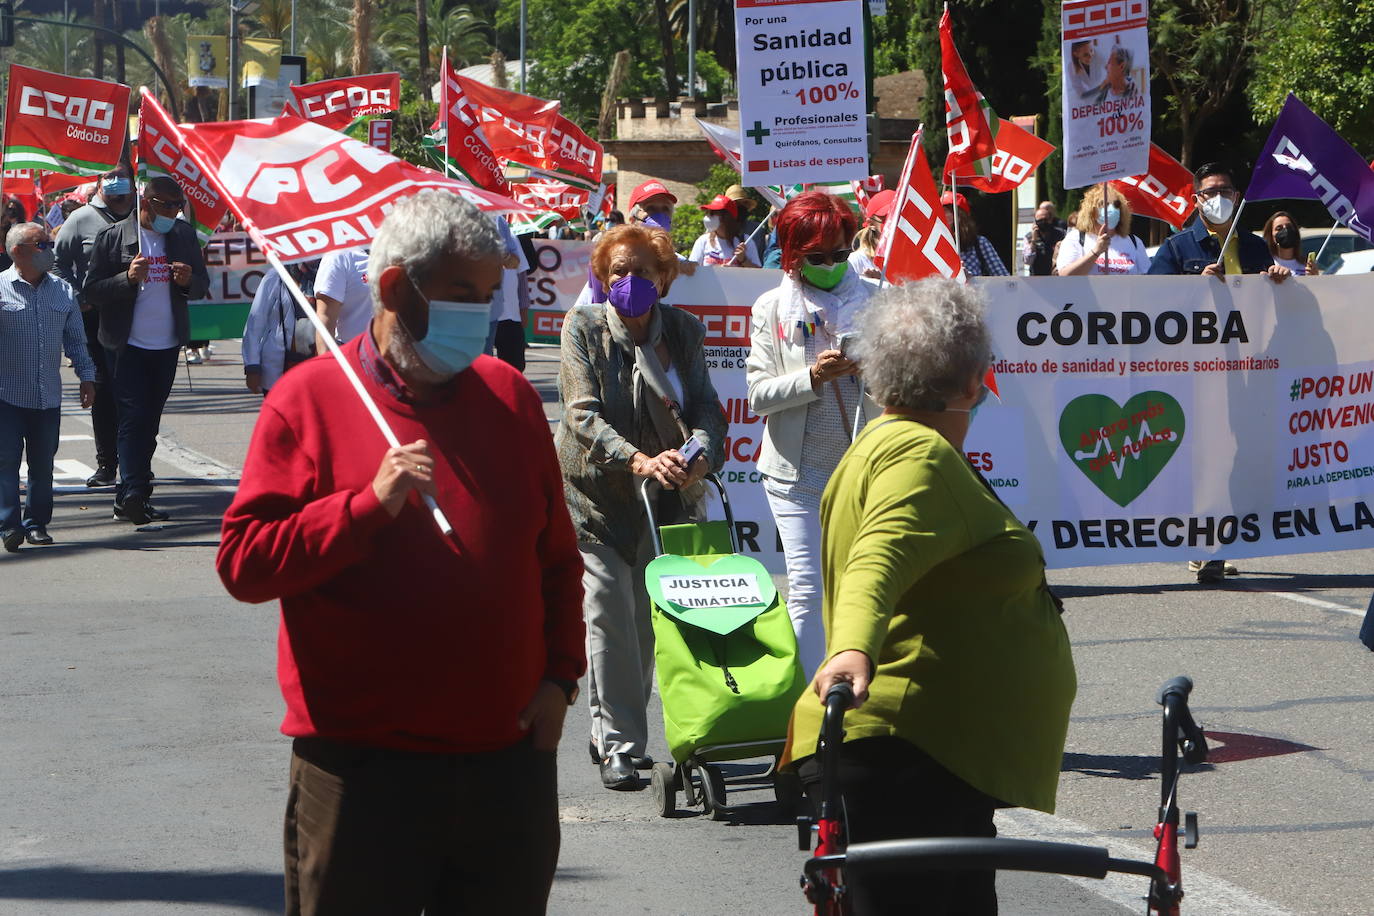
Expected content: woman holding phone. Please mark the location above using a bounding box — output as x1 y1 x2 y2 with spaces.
557 224 726 791
746 191 880 679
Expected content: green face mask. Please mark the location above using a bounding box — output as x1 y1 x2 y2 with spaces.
800 258 849 290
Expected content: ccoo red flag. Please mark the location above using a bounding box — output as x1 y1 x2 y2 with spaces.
425 49 510 195
284 73 401 132
956 118 1055 194
1110 143 1196 229
940 10 997 180
509 178 590 223
136 93 536 263
137 88 233 244
875 129 966 284
2 65 130 176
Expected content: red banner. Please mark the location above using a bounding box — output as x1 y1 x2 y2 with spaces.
1110 143 1196 229
137 88 233 244
425 50 510 195
2 65 130 176
453 75 602 191
138 94 535 263
957 119 1055 194
940 10 997 180
509 178 589 222
284 73 401 132
876 130 966 284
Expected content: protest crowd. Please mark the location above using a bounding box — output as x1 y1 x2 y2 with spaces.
3 1 1373 914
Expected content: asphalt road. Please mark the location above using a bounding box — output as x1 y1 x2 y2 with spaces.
2 342 1371 915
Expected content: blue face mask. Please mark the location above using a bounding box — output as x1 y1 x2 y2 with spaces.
641 210 672 231
406 296 491 377
151 213 177 233
102 176 131 196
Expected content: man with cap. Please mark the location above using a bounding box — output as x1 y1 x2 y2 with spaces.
54 161 136 488
942 191 1008 276
689 194 761 267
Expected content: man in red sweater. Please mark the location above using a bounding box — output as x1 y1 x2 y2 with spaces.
216 191 585 916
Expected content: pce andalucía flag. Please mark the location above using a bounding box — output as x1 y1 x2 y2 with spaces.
2 65 131 176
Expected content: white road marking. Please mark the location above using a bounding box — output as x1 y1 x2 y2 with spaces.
17 458 97 493
1238 584 1365 618
998 808 1295 915
58 434 93 441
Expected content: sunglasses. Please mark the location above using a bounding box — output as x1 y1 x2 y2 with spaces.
1196 186 1236 199
804 248 852 266
147 196 186 212
22 240 54 250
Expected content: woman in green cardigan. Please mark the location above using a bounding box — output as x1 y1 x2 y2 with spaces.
787 278 1077 915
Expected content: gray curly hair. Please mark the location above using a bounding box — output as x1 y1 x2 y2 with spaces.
368 190 505 314
853 278 992 410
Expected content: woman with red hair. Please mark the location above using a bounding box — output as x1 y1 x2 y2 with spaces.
745 191 880 679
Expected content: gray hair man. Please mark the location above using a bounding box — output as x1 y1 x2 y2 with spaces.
217 190 586 915
0 222 96 550
54 160 135 487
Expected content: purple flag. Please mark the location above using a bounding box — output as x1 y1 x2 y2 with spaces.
1248 94 1374 242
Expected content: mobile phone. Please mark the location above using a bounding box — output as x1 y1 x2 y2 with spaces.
838 332 859 359
679 435 704 466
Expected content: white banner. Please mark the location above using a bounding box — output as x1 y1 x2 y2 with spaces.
969 275 1374 568
734 0 869 187
1061 0 1150 188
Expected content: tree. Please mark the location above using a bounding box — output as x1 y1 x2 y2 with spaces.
493 0 667 132
1248 0 1374 155
380 1 494 80
1148 0 1277 168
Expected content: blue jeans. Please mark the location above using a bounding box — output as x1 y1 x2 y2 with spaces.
0 400 61 532
107 345 180 503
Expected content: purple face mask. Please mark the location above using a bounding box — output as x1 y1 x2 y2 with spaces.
608 274 659 318
641 210 672 231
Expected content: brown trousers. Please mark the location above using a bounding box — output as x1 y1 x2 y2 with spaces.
284 736 559 916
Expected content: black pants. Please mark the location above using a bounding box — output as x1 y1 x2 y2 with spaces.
107 344 180 502
284 736 559 916
799 736 999 915
82 310 117 471
493 319 527 372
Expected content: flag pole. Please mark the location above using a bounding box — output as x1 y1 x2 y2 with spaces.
1312 220 1343 270
950 173 961 252
263 247 455 537
1214 197 1247 272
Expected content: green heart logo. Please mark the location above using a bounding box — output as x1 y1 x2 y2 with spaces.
1058 391 1186 507
644 553 778 636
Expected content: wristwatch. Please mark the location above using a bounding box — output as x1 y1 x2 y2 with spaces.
547 677 580 705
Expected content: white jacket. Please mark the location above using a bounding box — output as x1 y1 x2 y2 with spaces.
745 273 881 482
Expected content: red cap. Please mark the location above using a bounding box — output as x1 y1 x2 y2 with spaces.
864 189 896 220
629 180 677 210
701 194 739 218
940 191 971 214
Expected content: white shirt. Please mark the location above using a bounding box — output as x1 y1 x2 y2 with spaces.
492 217 530 324
848 248 877 277
689 233 760 267
1055 230 1150 275
1273 255 1308 275
314 248 371 342
127 228 178 350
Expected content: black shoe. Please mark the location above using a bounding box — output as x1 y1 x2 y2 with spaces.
599 753 640 790
589 740 653 770
85 467 117 488
1195 560 1226 585
113 495 152 525
24 527 53 546
143 502 170 522
1 528 22 552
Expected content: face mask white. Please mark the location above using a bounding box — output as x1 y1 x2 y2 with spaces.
1097 204 1121 231
1200 194 1234 225
703 214 721 233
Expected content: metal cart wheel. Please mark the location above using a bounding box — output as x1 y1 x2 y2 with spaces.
651 762 677 818
702 764 730 821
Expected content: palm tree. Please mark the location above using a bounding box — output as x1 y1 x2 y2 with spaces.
12 7 93 77
253 0 295 41
298 8 351 80
379 0 494 82
351 0 373 75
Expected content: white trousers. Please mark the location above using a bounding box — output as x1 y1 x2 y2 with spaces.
763 476 826 680
580 532 655 759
